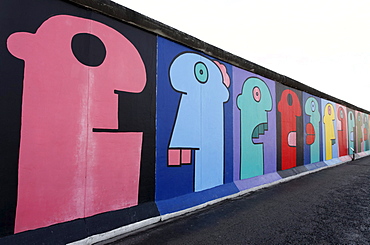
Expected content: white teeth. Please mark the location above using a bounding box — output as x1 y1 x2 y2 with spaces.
288 131 297 147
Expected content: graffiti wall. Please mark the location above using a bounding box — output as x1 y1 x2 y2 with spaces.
0 0 369 244
0 1 158 243
233 68 277 180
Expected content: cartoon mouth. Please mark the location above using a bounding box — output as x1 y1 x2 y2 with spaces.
252 123 268 139
288 131 296 147
305 123 315 145
337 121 342 131
167 148 193 166
350 131 354 141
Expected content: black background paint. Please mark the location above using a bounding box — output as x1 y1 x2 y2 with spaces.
276 83 304 171
0 0 157 242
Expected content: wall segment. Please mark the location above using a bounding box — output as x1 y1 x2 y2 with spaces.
0 0 369 244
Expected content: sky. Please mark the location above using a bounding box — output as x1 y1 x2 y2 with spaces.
113 0 370 111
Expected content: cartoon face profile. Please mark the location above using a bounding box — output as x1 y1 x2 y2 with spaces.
304 97 320 163
323 103 336 160
7 15 146 232
364 115 370 151
337 106 348 156
237 77 272 179
347 110 356 154
168 52 230 192
356 112 363 152
277 89 301 170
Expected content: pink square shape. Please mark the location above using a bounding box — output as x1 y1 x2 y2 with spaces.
181 149 191 164
168 149 181 166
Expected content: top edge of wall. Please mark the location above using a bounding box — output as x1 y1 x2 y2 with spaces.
66 0 369 114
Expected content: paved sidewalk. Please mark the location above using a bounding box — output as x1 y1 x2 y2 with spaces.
102 157 370 245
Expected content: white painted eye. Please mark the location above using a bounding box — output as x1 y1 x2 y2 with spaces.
328 105 332 115
311 101 316 112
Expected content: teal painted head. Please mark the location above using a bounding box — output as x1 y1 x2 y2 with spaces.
305 97 320 124
237 77 272 179
237 77 272 143
304 97 321 162
348 110 356 150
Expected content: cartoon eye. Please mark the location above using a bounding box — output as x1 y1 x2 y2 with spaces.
72 33 106 67
287 93 293 106
252 86 261 102
327 105 332 115
194 62 208 83
311 101 316 112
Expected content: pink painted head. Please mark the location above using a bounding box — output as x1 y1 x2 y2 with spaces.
7 15 147 129
7 15 145 233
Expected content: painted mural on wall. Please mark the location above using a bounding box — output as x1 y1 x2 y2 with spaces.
356 111 367 152
233 68 276 180
303 93 323 164
365 115 370 151
8 14 147 233
347 108 357 154
156 37 233 200
1 0 370 243
276 84 304 170
322 100 338 160
336 105 348 157
1 0 156 238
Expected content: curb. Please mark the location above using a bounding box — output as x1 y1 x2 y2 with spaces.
69 153 370 245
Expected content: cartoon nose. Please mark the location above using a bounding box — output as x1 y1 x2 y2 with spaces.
7 32 33 59
8 15 146 93
213 60 230 87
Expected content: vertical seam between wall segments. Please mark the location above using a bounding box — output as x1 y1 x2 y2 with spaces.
83 19 93 221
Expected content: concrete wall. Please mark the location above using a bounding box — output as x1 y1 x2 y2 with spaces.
1 0 369 244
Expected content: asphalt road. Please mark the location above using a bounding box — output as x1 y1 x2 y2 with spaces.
103 157 370 245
